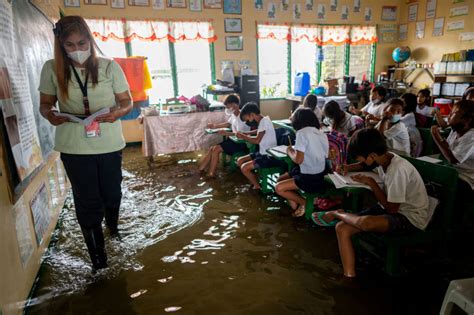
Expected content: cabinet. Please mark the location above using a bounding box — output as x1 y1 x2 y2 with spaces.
236 75 260 107
432 74 474 98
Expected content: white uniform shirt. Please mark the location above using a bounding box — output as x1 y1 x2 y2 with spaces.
293 127 329 174
361 101 388 118
257 116 277 155
323 112 360 136
416 105 435 117
228 113 251 133
383 122 411 156
401 112 417 129
446 129 474 189
376 154 431 230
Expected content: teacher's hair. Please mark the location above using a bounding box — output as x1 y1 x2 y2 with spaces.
53 16 99 100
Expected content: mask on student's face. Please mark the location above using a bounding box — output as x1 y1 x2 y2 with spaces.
225 108 233 116
67 48 91 65
371 96 381 105
390 114 401 123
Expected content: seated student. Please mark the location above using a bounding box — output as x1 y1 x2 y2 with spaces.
323 100 364 137
401 93 423 157
236 103 282 190
290 94 323 123
416 88 436 117
375 98 411 156
350 86 388 125
275 108 329 217
314 128 431 278
431 100 474 193
199 95 250 177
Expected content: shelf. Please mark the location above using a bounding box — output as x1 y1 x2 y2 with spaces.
434 74 474 77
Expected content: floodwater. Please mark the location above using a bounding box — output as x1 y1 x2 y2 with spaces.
25 146 470 315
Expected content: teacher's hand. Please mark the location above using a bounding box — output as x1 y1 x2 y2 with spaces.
46 110 69 126
96 107 122 123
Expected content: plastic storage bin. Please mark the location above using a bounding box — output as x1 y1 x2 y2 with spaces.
294 72 310 96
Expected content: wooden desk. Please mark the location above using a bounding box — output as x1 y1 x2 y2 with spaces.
142 111 226 157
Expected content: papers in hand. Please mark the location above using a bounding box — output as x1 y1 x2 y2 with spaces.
54 108 110 126
416 156 442 164
205 128 231 134
328 171 383 191
272 145 289 155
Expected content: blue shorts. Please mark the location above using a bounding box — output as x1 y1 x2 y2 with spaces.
289 166 326 193
358 204 417 233
250 152 285 169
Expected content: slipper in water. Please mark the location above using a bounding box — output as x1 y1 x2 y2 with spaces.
311 211 339 227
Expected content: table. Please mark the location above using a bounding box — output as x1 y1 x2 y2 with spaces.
142 111 226 157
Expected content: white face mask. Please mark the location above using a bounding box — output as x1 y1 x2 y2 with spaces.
371 96 380 105
67 48 91 65
225 108 234 116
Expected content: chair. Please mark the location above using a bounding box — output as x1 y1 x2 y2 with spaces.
440 278 474 315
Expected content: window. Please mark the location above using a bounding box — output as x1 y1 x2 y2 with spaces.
257 25 290 98
130 40 174 102
257 24 376 98
349 44 373 82
86 19 215 103
174 40 212 97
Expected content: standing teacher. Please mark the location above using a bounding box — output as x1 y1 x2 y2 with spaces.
39 16 132 272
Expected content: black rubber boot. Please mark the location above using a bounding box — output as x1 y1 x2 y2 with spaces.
81 226 108 272
105 208 121 240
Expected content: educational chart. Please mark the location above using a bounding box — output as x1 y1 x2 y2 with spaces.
0 1 16 58
30 183 51 246
12 197 34 268
0 58 43 181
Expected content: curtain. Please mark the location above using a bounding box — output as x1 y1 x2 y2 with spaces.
86 18 216 43
321 26 351 46
350 26 377 45
256 23 290 41
290 25 322 44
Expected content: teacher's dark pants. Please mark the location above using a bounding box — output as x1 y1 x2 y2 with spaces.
61 151 122 229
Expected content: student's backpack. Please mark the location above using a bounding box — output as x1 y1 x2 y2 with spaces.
326 131 349 173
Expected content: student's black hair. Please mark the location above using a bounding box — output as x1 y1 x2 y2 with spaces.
224 94 240 106
372 86 387 100
348 128 388 159
240 102 260 120
454 100 474 129
385 97 404 110
462 86 474 101
401 93 417 114
417 88 431 106
323 101 345 129
291 107 320 131
303 94 318 111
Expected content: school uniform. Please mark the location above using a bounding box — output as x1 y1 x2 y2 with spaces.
361 101 387 118
219 113 250 155
401 112 423 157
359 154 431 231
290 127 329 193
416 105 435 117
446 128 474 190
382 121 411 156
323 112 362 136
250 116 283 169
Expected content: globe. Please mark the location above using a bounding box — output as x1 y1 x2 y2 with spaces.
392 46 411 64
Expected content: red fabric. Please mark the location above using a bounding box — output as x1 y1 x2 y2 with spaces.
113 58 144 92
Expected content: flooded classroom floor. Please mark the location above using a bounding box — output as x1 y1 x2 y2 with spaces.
26 146 473 315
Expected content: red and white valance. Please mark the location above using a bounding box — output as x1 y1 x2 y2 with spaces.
350 26 377 45
291 25 322 44
256 23 290 41
321 26 351 46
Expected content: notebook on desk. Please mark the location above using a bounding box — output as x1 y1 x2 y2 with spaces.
328 171 383 190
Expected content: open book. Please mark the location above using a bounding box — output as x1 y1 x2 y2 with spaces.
54 107 110 126
328 171 384 190
205 127 232 134
271 145 289 155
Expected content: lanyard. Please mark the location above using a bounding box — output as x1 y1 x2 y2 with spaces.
71 66 90 115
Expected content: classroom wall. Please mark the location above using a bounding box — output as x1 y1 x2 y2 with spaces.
64 0 401 120
0 2 67 315
398 0 474 89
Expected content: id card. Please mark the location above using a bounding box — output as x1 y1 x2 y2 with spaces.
85 121 101 138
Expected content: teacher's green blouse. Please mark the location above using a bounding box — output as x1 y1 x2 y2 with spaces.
39 57 129 155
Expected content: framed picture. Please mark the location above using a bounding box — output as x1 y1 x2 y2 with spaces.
111 0 125 8
167 0 186 7
129 0 149 5
223 0 241 14
84 0 106 4
64 0 80 7
152 0 165 9
224 18 242 33
189 0 201 11
204 0 221 9
225 36 243 51
381 5 397 21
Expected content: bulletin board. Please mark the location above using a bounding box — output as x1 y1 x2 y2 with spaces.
0 0 56 201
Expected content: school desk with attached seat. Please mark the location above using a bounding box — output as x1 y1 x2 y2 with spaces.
353 156 459 276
